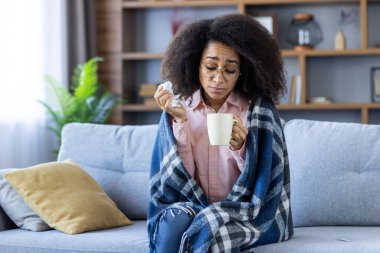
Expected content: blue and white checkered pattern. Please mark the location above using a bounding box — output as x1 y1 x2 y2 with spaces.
148 97 293 252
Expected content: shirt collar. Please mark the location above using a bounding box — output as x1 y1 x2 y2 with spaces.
187 90 203 110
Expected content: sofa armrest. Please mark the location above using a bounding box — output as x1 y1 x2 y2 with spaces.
0 206 15 231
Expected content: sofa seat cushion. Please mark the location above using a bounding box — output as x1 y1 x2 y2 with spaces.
255 226 380 253
0 220 149 253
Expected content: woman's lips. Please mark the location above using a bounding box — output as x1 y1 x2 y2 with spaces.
208 86 226 94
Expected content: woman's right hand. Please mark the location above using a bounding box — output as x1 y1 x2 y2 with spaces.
154 85 187 123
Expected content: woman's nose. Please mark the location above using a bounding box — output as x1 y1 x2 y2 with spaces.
213 70 225 82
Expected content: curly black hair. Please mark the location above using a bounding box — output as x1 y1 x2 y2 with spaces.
161 14 286 103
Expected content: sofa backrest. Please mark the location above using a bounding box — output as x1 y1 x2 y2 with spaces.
59 120 380 226
58 123 158 220
284 119 380 227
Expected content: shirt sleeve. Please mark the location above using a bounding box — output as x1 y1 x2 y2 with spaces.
231 142 246 172
172 120 196 177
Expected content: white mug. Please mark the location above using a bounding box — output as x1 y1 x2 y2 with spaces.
207 113 233 146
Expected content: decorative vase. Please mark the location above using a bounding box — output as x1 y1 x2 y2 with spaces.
286 13 323 51
334 30 346 50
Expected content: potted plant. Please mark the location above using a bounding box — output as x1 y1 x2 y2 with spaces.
39 57 119 152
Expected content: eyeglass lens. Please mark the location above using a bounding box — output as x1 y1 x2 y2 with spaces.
201 65 239 80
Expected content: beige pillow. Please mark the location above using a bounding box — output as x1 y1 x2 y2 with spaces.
4 160 132 234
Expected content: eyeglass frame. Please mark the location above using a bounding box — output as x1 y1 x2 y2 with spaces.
199 64 241 81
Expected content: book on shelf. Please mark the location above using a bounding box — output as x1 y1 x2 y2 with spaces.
289 75 296 104
288 74 301 105
309 97 332 104
139 90 156 97
138 83 158 97
372 68 380 102
139 83 158 91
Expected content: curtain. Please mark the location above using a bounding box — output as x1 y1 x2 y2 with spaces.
0 0 67 169
66 0 97 80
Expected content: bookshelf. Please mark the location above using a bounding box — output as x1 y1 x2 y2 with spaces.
95 0 380 125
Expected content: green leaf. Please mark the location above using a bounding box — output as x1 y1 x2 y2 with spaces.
71 64 84 91
91 91 119 123
45 76 77 119
39 57 119 152
74 57 103 99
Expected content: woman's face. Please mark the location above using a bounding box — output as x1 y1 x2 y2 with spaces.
199 41 240 109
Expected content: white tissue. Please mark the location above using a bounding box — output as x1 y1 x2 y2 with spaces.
161 81 180 107
162 81 173 93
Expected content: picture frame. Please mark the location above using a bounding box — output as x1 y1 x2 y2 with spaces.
248 12 278 40
371 67 380 102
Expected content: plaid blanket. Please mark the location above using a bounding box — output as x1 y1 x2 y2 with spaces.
148 97 293 252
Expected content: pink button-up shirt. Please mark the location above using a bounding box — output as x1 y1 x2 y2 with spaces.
172 90 250 203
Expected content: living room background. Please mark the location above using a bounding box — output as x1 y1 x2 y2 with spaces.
1 0 380 169
0 0 96 170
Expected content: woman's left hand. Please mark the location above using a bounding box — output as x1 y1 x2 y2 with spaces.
229 115 248 151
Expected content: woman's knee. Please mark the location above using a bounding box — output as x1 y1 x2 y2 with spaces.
153 206 195 253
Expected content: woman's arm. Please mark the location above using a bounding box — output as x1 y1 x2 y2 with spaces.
154 84 187 123
154 84 196 177
231 143 246 172
172 121 196 178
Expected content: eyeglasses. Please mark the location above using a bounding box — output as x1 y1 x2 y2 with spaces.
200 64 240 81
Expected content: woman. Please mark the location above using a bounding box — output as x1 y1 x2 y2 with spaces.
148 14 293 253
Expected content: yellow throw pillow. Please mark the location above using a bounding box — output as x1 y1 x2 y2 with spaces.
4 160 132 234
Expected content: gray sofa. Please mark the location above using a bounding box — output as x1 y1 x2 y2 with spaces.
1 119 380 253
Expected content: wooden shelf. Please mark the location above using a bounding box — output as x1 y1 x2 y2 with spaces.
123 1 238 9
282 48 380 57
122 49 380 61
122 104 160 112
122 52 163 60
123 0 361 9
278 102 380 124
120 102 380 124
244 0 360 5
123 102 380 112
97 0 380 124
122 104 161 112
278 103 380 110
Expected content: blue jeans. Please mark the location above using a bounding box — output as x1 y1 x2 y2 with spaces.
153 206 195 253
